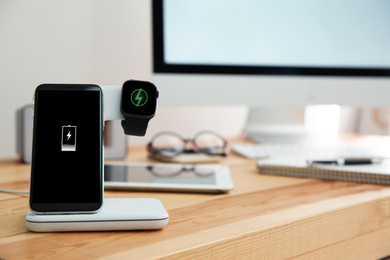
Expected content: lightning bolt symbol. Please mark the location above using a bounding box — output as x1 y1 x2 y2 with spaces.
135 89 143 107
67 131 72 140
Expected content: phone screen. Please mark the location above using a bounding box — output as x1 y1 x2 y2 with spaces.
30 84 103 213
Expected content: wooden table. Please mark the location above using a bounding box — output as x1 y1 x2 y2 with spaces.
1 136 390 259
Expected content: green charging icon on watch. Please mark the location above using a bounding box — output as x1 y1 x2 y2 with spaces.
121 80 158 136
131 88 148 107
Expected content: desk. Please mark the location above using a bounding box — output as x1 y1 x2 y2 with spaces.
1 136 390 259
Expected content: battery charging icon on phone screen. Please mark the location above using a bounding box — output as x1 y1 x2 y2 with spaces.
61 125 77 152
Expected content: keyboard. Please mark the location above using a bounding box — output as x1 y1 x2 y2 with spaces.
231 142 380 159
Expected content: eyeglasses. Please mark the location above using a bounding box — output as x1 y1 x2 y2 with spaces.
146 165 215 177
147 131 227 159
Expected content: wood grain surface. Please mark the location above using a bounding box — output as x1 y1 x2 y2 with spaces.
1 137 390 259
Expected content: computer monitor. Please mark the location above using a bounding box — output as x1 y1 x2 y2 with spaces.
152 0 390 106
151 0 390 140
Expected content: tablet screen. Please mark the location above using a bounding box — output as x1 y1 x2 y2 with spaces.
104 164 217 185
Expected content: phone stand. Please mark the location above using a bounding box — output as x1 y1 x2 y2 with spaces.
101 85 125 121
26 84 167 232
26 198 169 232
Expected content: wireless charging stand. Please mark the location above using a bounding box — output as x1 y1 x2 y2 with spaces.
26 85 169 232
101 85 125 121
26 198 169 232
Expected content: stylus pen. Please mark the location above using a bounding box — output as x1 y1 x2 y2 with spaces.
307 157 382 166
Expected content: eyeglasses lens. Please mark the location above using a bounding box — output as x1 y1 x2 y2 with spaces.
195 132 226 155
152 134 183 157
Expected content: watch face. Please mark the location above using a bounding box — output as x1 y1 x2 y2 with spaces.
121 80 158 116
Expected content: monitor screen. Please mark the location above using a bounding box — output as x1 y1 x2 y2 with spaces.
152 0 390 107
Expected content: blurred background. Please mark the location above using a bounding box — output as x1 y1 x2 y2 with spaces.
0 0 389 159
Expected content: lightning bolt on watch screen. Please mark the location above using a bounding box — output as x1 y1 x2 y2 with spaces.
30 88 103 210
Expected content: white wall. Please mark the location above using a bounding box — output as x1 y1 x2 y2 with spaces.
0 0 247 158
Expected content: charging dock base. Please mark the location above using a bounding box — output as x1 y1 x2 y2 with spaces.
25 198 169 232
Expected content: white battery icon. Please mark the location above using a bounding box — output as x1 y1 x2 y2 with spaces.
61 125 77 151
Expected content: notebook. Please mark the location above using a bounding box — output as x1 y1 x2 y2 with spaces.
257 156 390 185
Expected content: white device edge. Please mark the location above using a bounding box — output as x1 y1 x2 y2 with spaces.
100 85 125 121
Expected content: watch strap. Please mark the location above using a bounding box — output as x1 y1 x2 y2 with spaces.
121 117 150 136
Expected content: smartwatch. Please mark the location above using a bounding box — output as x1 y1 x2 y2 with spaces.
120 80 159 136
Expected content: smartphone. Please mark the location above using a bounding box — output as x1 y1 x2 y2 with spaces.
104 162 234 193
30 84 104 214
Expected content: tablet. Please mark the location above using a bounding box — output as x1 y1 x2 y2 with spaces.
104 162 234 193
